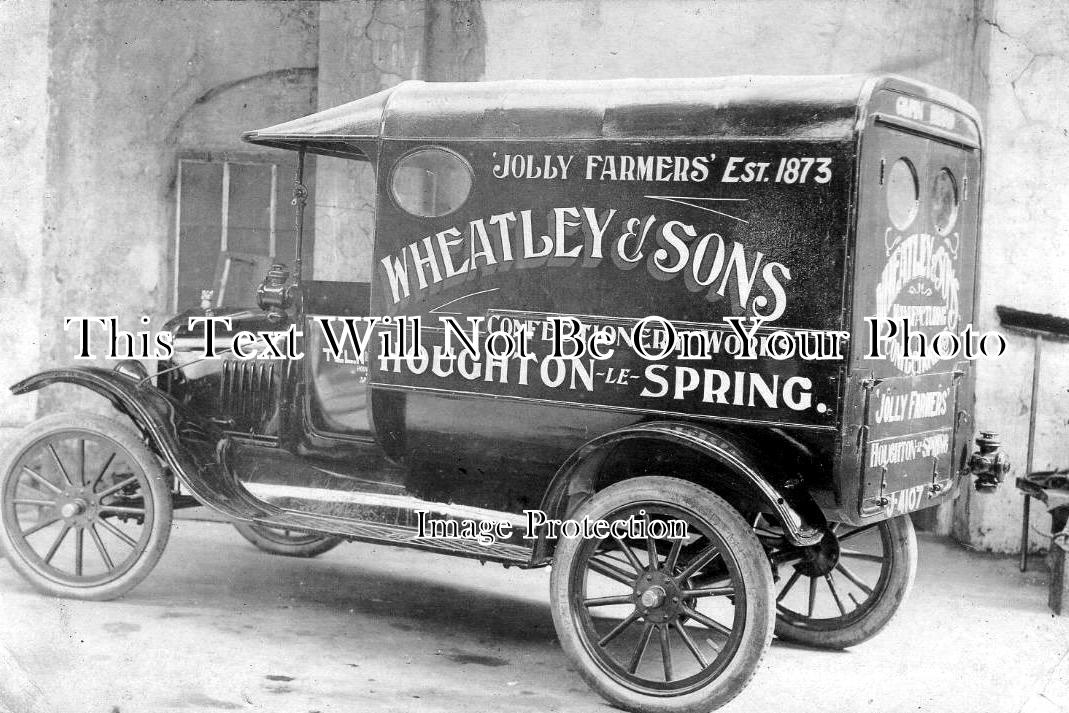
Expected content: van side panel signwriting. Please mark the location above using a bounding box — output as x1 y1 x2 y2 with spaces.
369 139 852 429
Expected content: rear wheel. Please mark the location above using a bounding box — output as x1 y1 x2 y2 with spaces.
233 522 343 558
550 477 774 713
0 412 172 600
761 514 916 649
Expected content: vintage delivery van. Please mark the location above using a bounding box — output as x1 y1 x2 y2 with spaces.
0 74 1009 712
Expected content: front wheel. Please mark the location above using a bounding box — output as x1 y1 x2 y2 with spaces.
0 412 172 600
550 477 774 713
765 514 917 649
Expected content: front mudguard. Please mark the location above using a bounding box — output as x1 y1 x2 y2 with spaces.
10 366 271 520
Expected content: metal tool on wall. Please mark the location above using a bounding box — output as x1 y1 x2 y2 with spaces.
999 306 1069 573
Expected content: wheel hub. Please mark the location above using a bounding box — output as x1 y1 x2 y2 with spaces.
794 529 840 577
633 570 683 623
640 585 666 609
59 500 85 519
57 486 100 526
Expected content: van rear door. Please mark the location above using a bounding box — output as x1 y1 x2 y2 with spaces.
849 90 981 517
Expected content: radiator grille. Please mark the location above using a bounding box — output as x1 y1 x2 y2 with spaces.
219 360 278 424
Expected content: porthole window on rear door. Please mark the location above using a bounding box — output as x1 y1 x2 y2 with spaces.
886 157 919 231
930 168 959 236
390 147 473 218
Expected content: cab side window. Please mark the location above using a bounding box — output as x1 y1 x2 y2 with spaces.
305 154 377 437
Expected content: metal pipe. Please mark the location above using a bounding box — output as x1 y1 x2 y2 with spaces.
1021 334 1042 572
1020 495 1030 572
291 150 307 282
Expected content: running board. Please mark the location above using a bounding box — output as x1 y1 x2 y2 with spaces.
245 482 535 566
252 509 534 565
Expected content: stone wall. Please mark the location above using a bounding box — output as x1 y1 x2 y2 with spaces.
31 0 320 415
312 1 427 283
957 0 1069 551
311 0 484 282
0 0 51 428
480 0 989 101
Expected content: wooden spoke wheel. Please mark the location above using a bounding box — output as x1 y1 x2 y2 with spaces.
760 514 917 649
233 522 343 558
550 477 774 713
0 413 172 600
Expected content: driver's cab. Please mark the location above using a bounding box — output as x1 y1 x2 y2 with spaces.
223 88 476 452
159 139 384 460
160 82 475 491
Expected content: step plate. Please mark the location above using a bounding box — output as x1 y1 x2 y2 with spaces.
244 483 534 566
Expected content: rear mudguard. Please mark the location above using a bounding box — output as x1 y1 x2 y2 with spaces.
535 420 826 562
10 367 278 522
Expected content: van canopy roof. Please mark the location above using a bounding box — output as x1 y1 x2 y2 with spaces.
242 74 980 158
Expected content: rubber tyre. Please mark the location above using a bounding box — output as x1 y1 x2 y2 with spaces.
0 412 172 600
549 477 775 713
232 522 343 558
774 514 917 649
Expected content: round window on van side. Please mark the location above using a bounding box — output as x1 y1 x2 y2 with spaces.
930 168 959 236
390 147 473 218
886 158 919 231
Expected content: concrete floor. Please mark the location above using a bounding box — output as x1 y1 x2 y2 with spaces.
0 522 1067 713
